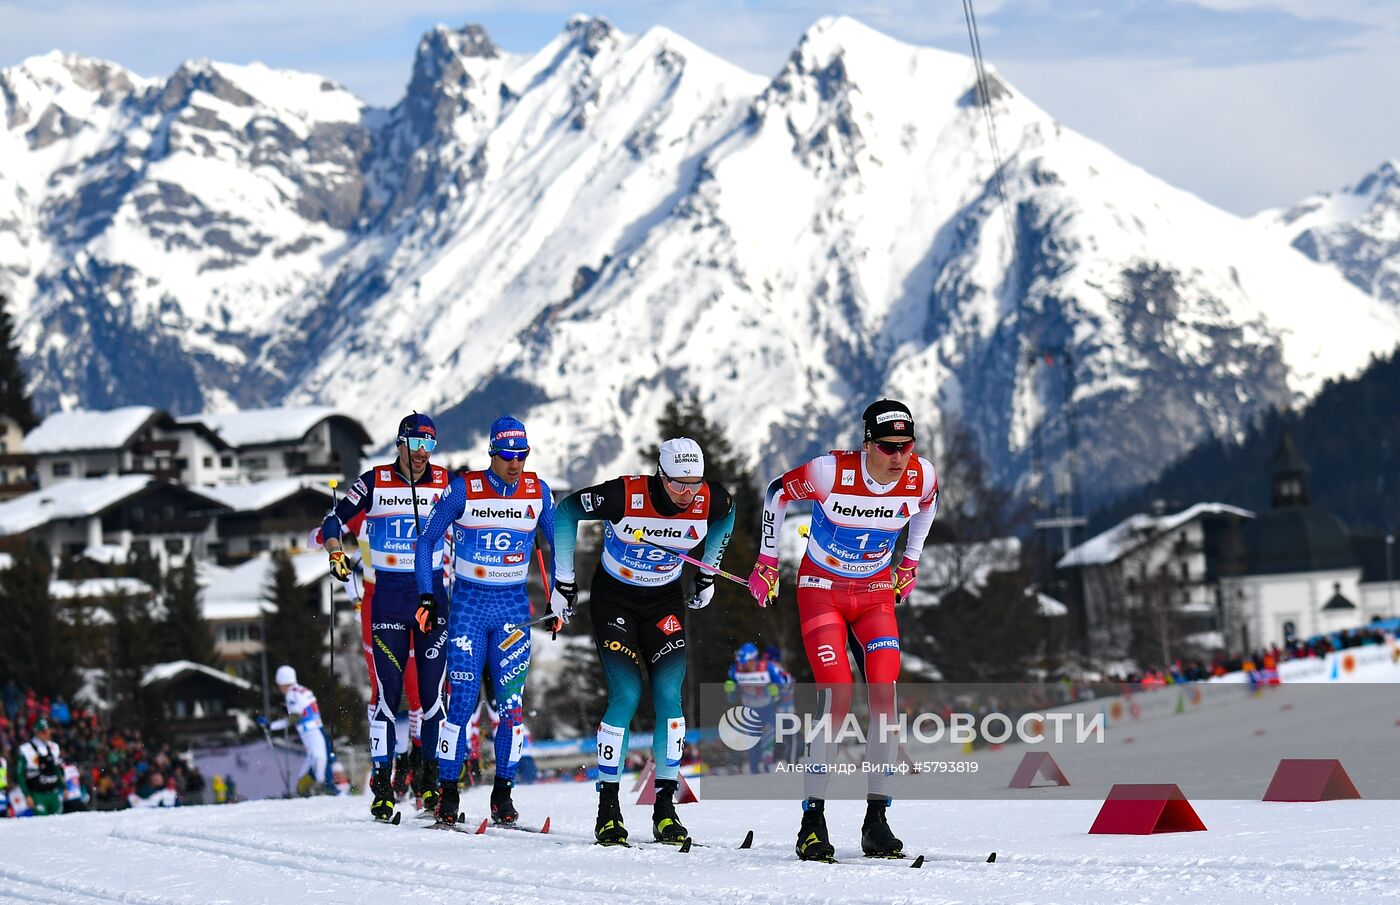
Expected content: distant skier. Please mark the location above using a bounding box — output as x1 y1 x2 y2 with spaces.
749 399 939 861
259 665 331 796
321 412 452 821
414 416 556 827
724 641 792 773
549 437 735 846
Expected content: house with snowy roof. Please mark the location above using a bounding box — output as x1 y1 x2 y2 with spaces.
199 552 337 683
200 478 335 561
1057 502 1254 662
0 474 230 570
24 406 237 488
24 405 373 490
183 406 372 484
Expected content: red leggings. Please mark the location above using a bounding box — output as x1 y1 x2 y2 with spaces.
797 562 900 721
360 582 420 713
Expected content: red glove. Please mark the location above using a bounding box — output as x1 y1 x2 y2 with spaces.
893 557 918 604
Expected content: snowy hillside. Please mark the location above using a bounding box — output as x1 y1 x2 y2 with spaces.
4 16 1398 496
1256 159 1400 311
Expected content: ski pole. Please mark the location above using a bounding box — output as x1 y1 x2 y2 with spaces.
628 529 748 587
326 479 340 744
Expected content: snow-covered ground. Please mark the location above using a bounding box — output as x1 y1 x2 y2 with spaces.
3 779 1398 904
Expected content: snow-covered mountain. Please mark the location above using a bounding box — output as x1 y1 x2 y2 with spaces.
1255 159 1400 311
3 16 1398 499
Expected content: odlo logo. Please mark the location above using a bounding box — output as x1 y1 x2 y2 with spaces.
717 706 767 751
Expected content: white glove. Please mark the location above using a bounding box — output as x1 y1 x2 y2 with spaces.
688 574 715 609
550 580 577 626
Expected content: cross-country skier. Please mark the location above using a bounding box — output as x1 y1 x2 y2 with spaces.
307 516 424 799
549 438 735 846
321 412 452 821
414 416 556 827
724 641 793 773
748 399 939 861
258 665 332 795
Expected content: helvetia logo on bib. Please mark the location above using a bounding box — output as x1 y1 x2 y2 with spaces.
717 706 768 751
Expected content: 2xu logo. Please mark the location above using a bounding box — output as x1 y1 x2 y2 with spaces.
657 614 682 635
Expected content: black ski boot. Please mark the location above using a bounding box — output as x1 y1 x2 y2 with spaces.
490 776 518 825
860 798 904 858
434 780 460 827
651 779 690 845
369 766 396 822
418 757 440 813
391 749 413 799
594 781 628 846
795 798 836 862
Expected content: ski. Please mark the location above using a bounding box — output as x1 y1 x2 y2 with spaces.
371 812 403 826
425 817 489 835
482 815 552 835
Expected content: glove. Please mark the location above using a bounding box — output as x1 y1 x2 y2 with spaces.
414 593 436 633
255 715 269 728
688 573 715 609
723 679 737 694
327 550 351 582
549 580 577 631
767 683 781 698
893 557 919 604
747 555 779 607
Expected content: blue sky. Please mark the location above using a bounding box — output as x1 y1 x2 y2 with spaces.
2 0 1397 216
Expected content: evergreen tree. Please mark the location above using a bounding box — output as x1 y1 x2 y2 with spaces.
162 557 216 665
103 582 160 734
0 294 37 432
0 541 78 697
261 552 327 701
260 552 363 742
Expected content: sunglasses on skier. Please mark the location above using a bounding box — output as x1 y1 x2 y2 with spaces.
494 448 530 461
872 439 914 456
661 471 703 493
401 437 437 453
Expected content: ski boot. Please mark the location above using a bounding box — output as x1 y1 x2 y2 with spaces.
651 779 689 845
795 797 837 862
490 776 518 825
391 749 414 800
417 757 440 813
434 780 460 828
594 781 628 846
860 798 904 858
369 766 396 822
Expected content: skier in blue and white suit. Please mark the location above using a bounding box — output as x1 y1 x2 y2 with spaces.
415 416 555 827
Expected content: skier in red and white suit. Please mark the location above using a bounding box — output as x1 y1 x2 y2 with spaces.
748 399 939 862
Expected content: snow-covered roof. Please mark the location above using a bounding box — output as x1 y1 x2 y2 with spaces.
186 407 345 448
202 551 328 621
1038 593 1069 617
24 406 161 453
141 660 254 691
200 477 334 513
1057 503 1255 569
81 543 129 564
0 475 153 535
51 577 154 599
